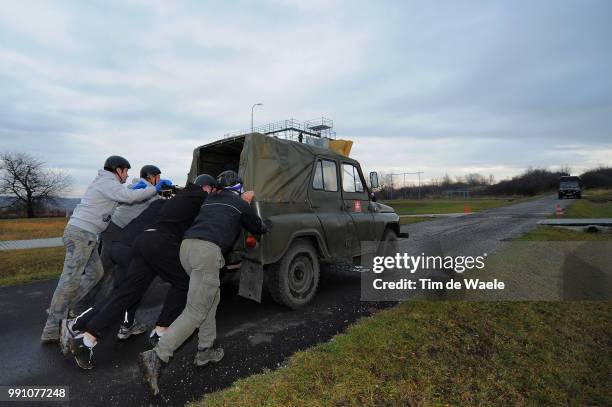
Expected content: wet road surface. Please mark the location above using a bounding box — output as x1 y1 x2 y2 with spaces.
0 195 572 406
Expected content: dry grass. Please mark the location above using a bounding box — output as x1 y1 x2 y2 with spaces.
0 247 64 286
0 217 67 241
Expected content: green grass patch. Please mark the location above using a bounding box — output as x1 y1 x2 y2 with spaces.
0 247 64 286
516 225 612 241
563 188 612 218
399 216 435 225
386 196 536 215
194 301 611 407
0 217 67 240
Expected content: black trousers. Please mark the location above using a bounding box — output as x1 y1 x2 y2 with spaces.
109 242 138 325
77 240 139 325
73 231 189 339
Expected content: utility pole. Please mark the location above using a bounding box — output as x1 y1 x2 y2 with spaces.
390 171 425 200
251 103 263 133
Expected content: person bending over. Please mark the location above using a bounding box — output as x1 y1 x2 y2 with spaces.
60 174 216 369
139 170 270 395
41 156 161 343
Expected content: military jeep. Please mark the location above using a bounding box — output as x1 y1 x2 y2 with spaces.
187 132 404 309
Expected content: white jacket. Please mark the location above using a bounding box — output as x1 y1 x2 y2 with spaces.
68 170 157 234
111 178 161 228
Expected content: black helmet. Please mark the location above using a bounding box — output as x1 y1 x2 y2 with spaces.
104 155 131 171
194 174 217 188
140 165 161 179
217 170 242 189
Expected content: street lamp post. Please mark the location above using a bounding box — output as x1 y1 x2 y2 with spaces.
251 103 263 133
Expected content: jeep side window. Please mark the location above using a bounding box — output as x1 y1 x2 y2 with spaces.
342 163 364 193
312 159 338 192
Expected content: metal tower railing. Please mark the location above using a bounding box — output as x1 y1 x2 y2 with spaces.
224 117 336 141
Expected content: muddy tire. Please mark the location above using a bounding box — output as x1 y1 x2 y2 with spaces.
267 240 320 309
377 229 398 257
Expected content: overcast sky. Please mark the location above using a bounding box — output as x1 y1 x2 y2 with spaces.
1 0 611 196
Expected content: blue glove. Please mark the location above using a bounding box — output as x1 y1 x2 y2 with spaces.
155 179 173 192
132 180 148 190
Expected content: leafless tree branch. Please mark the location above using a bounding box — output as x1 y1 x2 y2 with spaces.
0 152 73 218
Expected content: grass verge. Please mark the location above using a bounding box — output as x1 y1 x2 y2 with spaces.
516 226 612 241
0 247 64 287
563 188 612 218
193 301 611 406
0 217 67 240
399 216 435 225
386 195 539 215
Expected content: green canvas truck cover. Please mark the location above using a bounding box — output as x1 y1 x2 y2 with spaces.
188 133 353 203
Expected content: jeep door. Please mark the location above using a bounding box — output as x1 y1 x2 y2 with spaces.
308 157 354 261
340 162 376 257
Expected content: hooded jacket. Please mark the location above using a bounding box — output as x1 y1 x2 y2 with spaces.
111 178 161 228
68 170 157 234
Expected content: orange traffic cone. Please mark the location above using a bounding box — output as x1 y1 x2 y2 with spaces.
556 203 564 217
463 205 472 214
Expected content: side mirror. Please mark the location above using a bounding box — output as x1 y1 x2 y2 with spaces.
370 171 380 189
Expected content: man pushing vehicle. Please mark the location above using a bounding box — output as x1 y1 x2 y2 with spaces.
60 173 217 369
138 170 271 396
41 156 171 343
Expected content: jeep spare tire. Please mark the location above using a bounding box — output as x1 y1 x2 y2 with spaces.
267 239 320 309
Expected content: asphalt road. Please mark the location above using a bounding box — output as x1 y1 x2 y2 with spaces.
0 195 573 407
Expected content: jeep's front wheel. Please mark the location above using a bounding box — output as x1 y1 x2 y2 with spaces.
267 240 320 309
377 228 398 257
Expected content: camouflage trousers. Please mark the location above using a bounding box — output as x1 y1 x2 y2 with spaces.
155 239 224 363
71 221 121 314
43 225 104 333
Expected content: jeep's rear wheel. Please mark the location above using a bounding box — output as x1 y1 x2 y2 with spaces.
267 240 320 309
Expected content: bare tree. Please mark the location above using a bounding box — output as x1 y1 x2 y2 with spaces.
0 152 72 218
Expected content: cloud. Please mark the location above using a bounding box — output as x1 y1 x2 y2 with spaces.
0 0 610 196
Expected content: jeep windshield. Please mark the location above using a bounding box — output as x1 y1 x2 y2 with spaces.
560 181 579 188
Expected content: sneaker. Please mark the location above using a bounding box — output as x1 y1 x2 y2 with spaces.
149 330 162 347
138 350 163 396
70 336 95 370
41 323 59 344
193 346 224 367
117 320 147 340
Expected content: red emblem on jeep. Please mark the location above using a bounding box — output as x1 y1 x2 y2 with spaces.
354 200 362 212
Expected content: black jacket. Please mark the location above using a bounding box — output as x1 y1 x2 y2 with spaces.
119 199 166 246
155 183 209 240
183 190 267 253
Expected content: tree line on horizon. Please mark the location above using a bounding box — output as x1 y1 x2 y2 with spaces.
1 150 611 217
375 166 612 200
